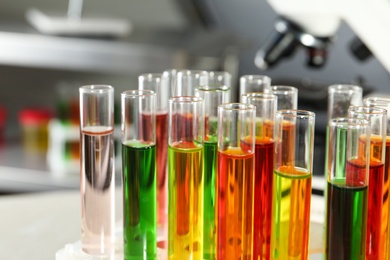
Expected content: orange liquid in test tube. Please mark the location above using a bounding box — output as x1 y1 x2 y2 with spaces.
217 147 254 260
358 135 385 259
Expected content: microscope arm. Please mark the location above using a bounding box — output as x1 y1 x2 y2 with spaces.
343 0 390 73
265 0 390 72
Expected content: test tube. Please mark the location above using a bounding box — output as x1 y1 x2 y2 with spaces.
239 75 271 96
328 84 363 121
241 93 277 259
162 69 177 98
363 96 390 260
195 83 230 260
121 90 157 259
269 85 298 110
79 85 115 255
208 71 232 101
139 73 169 239
324 84 363 192
271 110 315 259
173 70 208 96
217 103 255 259
168 96 204 259
325 118 369 259
208 71 232 89
348 106 387 259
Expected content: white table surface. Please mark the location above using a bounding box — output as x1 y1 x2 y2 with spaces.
0 189 123 260
0 188 324 260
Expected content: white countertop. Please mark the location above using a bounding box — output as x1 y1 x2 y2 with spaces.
0 189 123 260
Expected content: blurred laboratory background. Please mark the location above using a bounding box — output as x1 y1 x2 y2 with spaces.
0 0 389 193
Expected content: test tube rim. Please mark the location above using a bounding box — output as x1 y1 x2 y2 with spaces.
218 102 255 111
79 84 113 94
276 109 315 119
364 96 390 106
209 70 232 78
240 74 271 83
169 95 203 103
241 92 277 101
270 85 298 95
176 69 209 78
328 84 362 94
196 85 230 92
138 73 162 81
329 117 369 129
121 89 156 99
348 105 387 116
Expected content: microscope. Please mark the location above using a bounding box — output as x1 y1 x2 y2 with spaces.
255 0 390 73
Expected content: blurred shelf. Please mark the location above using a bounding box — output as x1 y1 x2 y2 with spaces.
0 23 245 74
0 141 121 193
0 165 78 193
0 142 78 193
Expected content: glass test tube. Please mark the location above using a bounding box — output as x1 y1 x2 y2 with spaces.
217 103 255 259
195 83 230 260
364 97 390 260
139 73 169 240
271 110 315 259
162 69 177 98
241 93 277 260
328 84 363 121
208 71 231 101
324 84 363 193
325 118 369 260
349 106 387 259
208 71 232 92
172 70 208 96
121 90 157 259
79 85 115 255
168 96 204 260
270 85 298 110
239 75 271 97
323 84 363 225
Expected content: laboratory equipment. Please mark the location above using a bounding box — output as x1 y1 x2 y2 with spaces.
79 85 116 256
269 85 298 110
217 103 255 259
239 75 271 97
349 106 387 259
168 96 204 260
256 0 390 74
121 89 157 259
325 118 369 259
173 70 208 96
138 73 169 239
241 92 277 259
271 110 315 259
195 73 230 260
364 97 390 260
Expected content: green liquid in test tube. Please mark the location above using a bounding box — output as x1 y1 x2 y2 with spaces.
121 90 157 259
196 73 231 259
122 142 157 259
325 118 369 259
